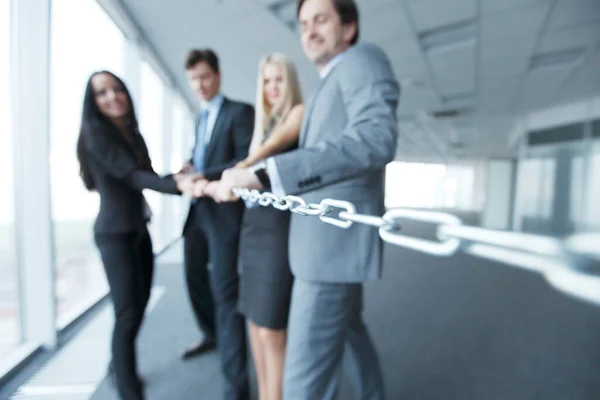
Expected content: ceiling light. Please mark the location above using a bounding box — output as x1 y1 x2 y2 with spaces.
418 20 476 52
529 47 585 71
441 92 474 108
259 0 292 6
400 78 428 89
275 2 297 29
258 0 298 31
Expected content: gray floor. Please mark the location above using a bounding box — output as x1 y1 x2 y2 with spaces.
90 231 600 400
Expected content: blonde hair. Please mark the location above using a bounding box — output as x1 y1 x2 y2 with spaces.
249 53 303 154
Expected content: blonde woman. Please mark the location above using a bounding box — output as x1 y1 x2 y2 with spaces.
236 57 303 168
205 53 303 400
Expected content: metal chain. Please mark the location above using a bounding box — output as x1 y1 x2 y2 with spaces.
233 188 600 307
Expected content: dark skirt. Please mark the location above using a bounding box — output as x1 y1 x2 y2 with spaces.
238 205 293 330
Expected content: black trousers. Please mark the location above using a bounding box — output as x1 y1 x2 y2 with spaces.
184 205 249 400
95 228 153 400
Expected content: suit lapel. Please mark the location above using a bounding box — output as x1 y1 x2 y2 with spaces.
299 81 323 148
204 97 229 164
299 69 338 147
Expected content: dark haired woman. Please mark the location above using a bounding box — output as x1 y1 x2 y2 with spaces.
76 71 191 400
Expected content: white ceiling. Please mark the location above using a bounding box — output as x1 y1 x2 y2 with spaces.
119 0 600 162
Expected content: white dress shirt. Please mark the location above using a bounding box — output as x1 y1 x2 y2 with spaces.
199 93 225 145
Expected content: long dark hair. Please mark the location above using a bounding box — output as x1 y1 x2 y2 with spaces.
76 71 142 191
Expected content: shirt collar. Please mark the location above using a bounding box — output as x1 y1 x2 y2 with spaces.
319 51 346 79
202 93 224 114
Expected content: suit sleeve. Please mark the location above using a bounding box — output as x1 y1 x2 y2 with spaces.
203 104 254 181
84 130 180 195
271 46 400 195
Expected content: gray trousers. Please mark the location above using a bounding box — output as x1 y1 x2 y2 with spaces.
283 279 385 400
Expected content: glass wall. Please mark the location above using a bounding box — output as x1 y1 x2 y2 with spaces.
570 154 585 229
385 161 478 210
514 139 598 235
515 157 556 233
170 99 187 174
0 0 20 358
0 0 194 379
583 141 600 231
167 98 188 241
49 0 125 326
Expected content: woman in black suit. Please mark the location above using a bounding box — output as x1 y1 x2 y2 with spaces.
76 71 190 400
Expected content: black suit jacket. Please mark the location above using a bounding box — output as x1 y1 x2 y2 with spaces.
183 97 254 238
83 123 180 235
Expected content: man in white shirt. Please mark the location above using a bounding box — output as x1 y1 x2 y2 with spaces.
179 49 254 400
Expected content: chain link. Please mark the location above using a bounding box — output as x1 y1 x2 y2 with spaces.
233 188 600 306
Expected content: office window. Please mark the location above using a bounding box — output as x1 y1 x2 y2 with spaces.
165 100 195 241
139 61 165 173
590 118 599 138
441 165 475 209
50 0 125 326
385 162 476 210
515 158 556 234
386 162 446 208
170 100 186 173
0 0 20 358
138 61 166 243
570 155 585 230
167 100 186 240
539 159 556 220
584 142 600 230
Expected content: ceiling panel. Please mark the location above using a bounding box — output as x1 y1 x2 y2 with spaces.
431 61 475 83
436 71 475 96
428 42 475 71
207 0 263 17
399 87 442 113
355 0 398 11
517 68 574 109
481 33 538 62
560 51 600 100
481 35 537 76
361 3 412 42
482 0 551 14
479 75 521 113
481 60 530 79
480 28 540 55
380 36 423 60
118 0 600 161
232 11 297 47
408 0 476 32
481 2 551 41
391 56 430 79
132 0 264 18
548 0 600 30
539 23 600 53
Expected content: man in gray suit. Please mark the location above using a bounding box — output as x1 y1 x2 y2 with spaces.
216 0 399 398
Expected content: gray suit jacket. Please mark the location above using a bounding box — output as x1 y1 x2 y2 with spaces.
272 43 400 283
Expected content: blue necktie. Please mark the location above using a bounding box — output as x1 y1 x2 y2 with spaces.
193 109 210 173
